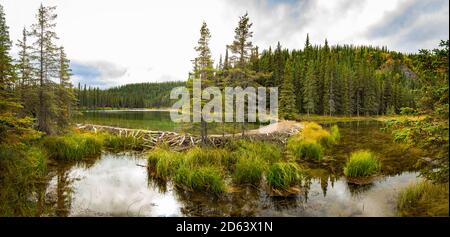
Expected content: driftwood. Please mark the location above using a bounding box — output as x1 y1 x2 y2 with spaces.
76 123 301 149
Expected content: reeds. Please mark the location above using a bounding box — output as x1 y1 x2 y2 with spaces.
266 162 302 190
397 181 449 216
43 133 102 161
343 150 380 177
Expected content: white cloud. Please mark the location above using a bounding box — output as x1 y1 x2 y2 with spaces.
1 0 448 88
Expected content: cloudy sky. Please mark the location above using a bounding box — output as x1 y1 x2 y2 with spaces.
2 0 448 88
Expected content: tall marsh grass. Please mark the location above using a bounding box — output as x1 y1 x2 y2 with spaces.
266 162 302 190
233 157 267 185
288 139 323 160
174 165 226 194
287 122 340 161
343 150 380 177
102 134 145 151
43 133 102 161
397 181 449 216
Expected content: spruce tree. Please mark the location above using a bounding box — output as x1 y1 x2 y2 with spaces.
192 21 214 145
279 57 298 119
55 47 77 131
303 63 316 116
29 4 60 134
0 4 37 144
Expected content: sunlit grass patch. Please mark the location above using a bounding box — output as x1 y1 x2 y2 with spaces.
43 133 102 161
301 122 331 142
397 181 449 217
344 150 380 177
266 162 302 190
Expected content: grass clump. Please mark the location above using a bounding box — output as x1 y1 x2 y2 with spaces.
301 122 331 142
43 133 102 161
343 150 380 177
330 125 340 142
288 139 323 161
397 181 449 216
287 122 340 160
232 140 283 163
174 165 226 194
102 134 145 151
147 148 182 179
266 162 302 190
147 146 227 194
233 157 267 185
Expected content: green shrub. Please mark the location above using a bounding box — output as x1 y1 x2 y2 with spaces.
399 107 418 115
288 139 323 160
266 162 302 190
397 181 449 216
0 144 48 216
233 157 267 184
344 150 380 177
174 165 225 194
43 133 102 161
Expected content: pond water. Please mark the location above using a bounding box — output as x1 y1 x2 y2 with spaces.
74 110 261 135
39 121 425 217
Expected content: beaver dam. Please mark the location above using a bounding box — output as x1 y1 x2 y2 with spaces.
77 120 303 148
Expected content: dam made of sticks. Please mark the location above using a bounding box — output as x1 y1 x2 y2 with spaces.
76 121 303 149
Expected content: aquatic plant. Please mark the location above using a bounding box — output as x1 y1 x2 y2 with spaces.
147 148 182 179
103 134 145 151
43 133 102 161
266 162 302 190
301 122 331 142
330 125 341 142
343 150 380 177
233 140 283 163
174 165 226 194
289 139 323 161
233 157 267 185
397 181 449 216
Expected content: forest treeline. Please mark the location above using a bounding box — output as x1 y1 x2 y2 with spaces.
78 32 419 118
76 81 185 109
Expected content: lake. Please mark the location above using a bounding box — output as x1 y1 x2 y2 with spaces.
74 110 262 135
38 120 425 217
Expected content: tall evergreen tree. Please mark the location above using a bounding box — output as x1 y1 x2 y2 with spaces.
55 47 77 131
29 4 60 134
192 21 214 145
16 27 36 116
279 57 298 119
303 63 316 116
0 4 37 144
